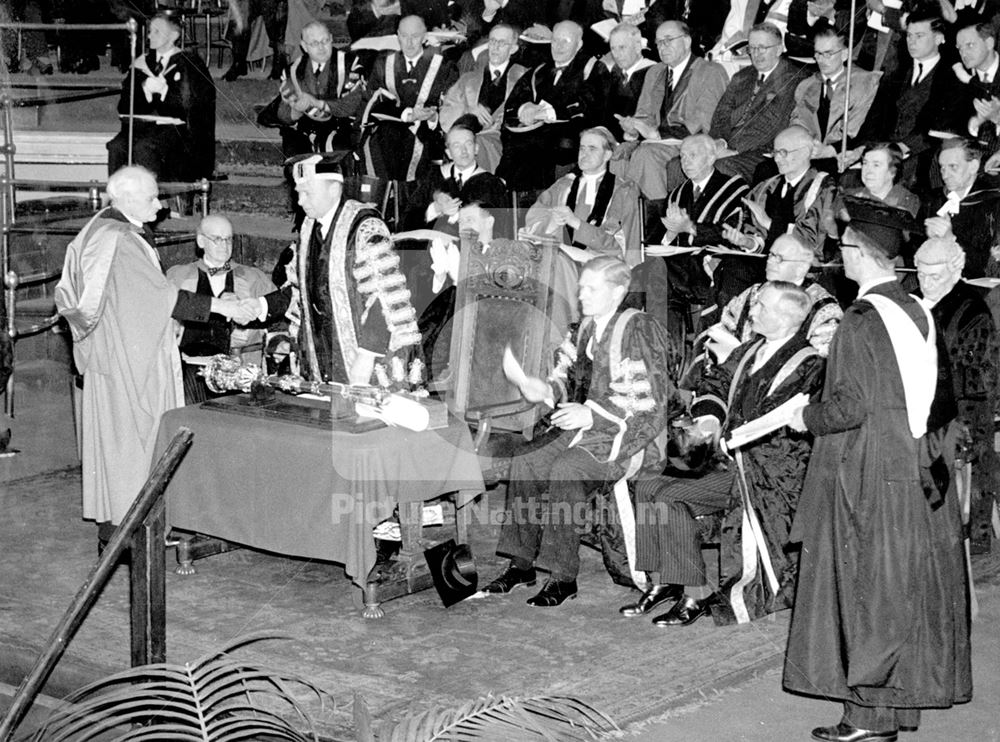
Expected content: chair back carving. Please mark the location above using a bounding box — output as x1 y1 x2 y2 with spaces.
447 235 563 435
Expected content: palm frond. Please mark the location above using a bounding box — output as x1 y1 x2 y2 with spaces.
23 633 333 742
380 694 619 742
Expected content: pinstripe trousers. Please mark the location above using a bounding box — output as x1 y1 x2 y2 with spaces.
633 469 732 585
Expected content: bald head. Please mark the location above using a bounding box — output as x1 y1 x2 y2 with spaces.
551 21 583 65
197 215 234 266
398 15 426 58
765 234 813 283
915 236 966 303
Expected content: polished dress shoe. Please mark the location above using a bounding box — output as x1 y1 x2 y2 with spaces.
223 63 248 82
481 565 537 594
526 579 578 607
619 583 683 617
811 722 898 742
651 595 709 626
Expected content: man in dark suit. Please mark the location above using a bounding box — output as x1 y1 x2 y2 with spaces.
497 20 607 191
707 23 806 184
854 10 963 193
331 15 459 181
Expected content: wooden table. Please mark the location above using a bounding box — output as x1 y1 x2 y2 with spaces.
155 394 485 614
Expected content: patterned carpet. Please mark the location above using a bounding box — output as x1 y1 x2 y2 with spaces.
0 467 828 738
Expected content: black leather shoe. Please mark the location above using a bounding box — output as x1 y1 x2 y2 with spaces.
811 722 898 742
526 579 578 607
619 583 683 617
480 565 537 594
223 63 248 82
651 595 709 626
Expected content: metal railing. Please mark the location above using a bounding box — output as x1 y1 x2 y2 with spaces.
0 426 194 742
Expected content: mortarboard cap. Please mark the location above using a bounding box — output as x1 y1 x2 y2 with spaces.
285 153 345 185
837 195 922 260
423 539 478 607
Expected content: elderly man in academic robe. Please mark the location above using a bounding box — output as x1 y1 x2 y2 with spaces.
330 15 459 181
597 23 658 144
54 166 245 543
682 233 841 394
480 256 681 607
916 235 999 553
924 137 1000 278
259 154 421 384
614 20 728 200
624 281 825 626
258 21 364 158
439 23 527 172
166 215 276 403
106 12 215 182
783 202 971 742
725 126 837 300
497 21 607 191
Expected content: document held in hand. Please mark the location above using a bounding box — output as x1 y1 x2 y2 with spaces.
726 392 810 449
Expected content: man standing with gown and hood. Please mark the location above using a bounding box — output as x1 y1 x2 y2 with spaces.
783 201 972 742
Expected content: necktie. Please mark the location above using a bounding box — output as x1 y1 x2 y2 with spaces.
817 79 832 141
455 169 463 189
659 66 676 127
206 260 232 276
692 184 702 203
152 56 164 75
753 73 765 95
912 61 923 86
492 68 501 83
311 220 325 250
780 180 791 199
553 66 564 86
315 64 323 75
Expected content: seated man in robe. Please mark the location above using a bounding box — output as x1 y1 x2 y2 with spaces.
330 15 459 182
107 12 215 183
614 20 729 200
524 126 642 267
924 137 1000 278
626 281 825 626
481 256 681 607
166 215 276 402
255 154 421 384
915 235 999 554
439 23 528 171
257 20 364 158
497 21 607 192
725 126 837 298
645 133 749 331
598 23 658 144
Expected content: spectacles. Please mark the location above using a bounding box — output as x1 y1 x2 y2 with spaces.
747 43 779 54
767 253 810 264
302 38 332 48
771 145 808 158
839 242 863 252
813 48 844 60
202 234 233 245
656 34 687 45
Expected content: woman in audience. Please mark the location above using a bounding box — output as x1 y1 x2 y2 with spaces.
845 141 921 216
